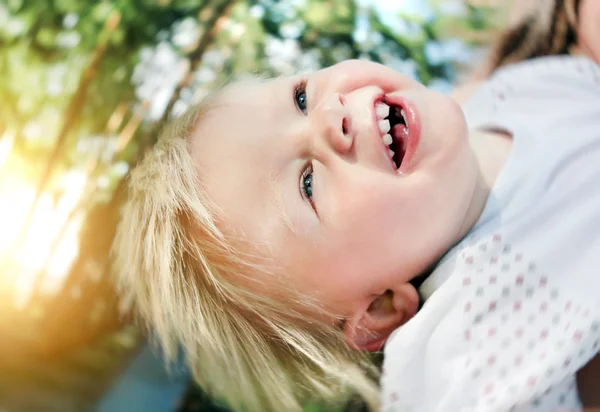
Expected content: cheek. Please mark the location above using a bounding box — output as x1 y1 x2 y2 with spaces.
315 197 419 300
324 172 422 263
282 235 375 307
325 167 466 272
326 172 397 226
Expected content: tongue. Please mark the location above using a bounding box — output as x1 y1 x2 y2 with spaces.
392 124 409 142
391 124 409 167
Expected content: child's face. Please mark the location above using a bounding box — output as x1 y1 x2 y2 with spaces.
191 60 477 349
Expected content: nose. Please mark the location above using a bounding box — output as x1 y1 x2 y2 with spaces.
314 93 353 154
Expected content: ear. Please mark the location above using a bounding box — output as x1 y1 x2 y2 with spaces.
343 283 420 352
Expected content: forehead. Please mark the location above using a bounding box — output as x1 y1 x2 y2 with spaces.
219 77 286 110
192 77 295 168
196 77 291 151
189 77 292 242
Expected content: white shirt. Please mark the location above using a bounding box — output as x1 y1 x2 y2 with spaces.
382 56 600 412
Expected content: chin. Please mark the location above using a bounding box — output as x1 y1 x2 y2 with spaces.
418 91 469 170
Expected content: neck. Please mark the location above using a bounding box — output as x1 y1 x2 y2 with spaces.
571 44 600 67
456 128 513 240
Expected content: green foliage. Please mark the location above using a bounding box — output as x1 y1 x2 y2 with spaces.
0 0 492 164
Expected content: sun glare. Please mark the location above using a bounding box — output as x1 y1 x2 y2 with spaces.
0 169 87 308
0 129 15 172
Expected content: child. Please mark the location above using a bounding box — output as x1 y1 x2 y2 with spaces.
113 1 600 411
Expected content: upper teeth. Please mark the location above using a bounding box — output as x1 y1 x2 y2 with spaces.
376 102 390 118
378 119 390 134
375 101 408 164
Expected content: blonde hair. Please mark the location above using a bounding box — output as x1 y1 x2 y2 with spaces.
112 99 380 411
486 0 580 74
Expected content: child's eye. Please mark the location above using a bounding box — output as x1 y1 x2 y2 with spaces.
300 162 315 205
294 82 308 115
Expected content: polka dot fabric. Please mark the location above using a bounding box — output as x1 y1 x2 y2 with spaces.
382 56 600 412
456 235 599 411
383 234 600 412
508 377 581 412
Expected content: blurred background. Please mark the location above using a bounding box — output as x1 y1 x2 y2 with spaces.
0 0 526 410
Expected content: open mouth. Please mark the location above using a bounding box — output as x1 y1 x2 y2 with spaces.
375 99 410 170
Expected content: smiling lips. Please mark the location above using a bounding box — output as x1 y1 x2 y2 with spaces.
373 96 420 173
